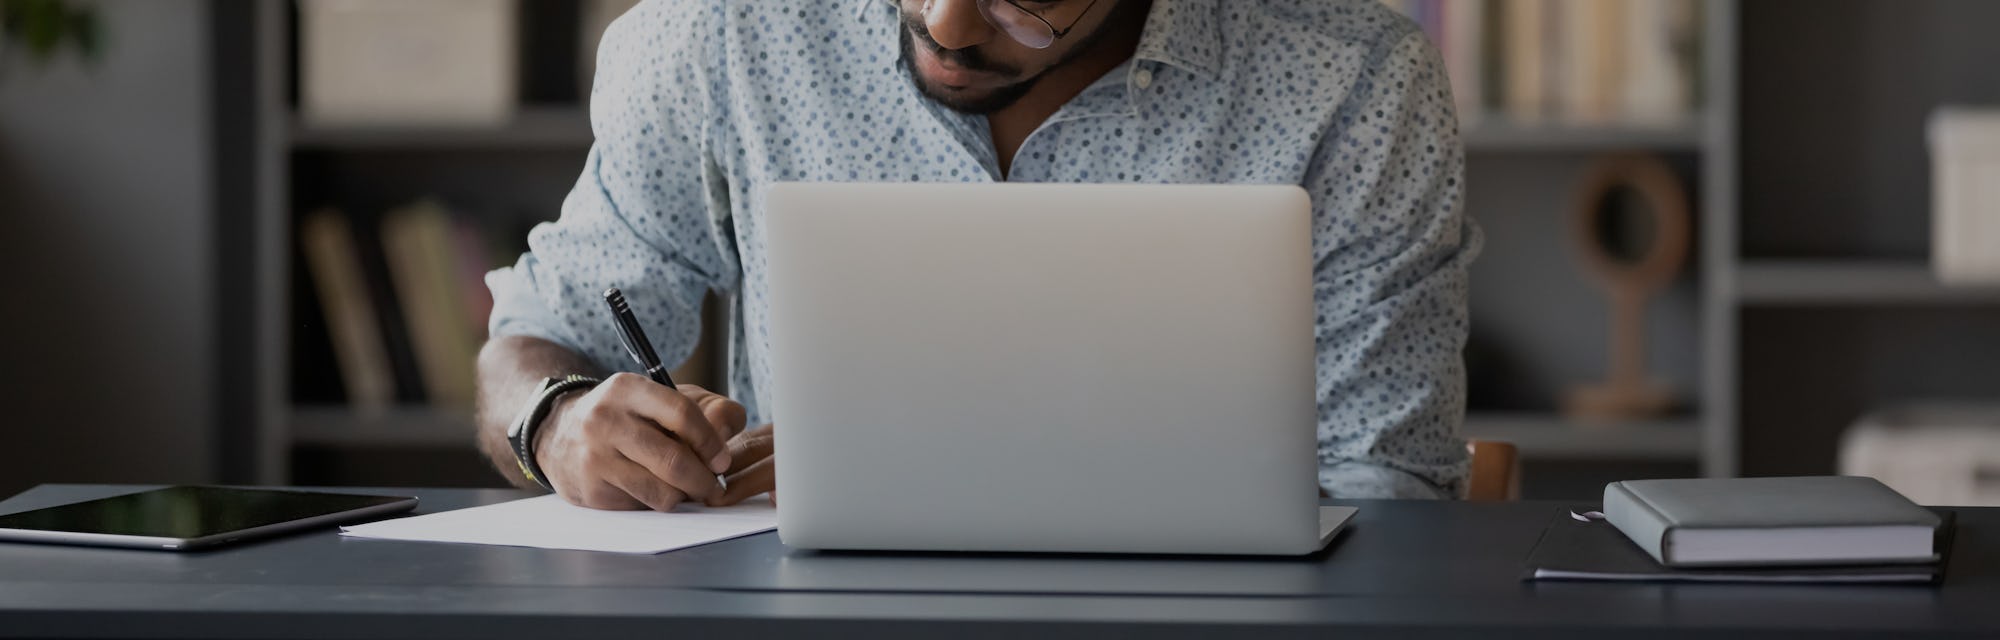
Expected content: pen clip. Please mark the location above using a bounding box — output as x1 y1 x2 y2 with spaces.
616 321 650 368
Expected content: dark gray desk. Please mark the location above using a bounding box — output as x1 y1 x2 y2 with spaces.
1 484 1995 639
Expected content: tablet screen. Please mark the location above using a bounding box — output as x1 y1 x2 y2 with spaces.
0 486 412 540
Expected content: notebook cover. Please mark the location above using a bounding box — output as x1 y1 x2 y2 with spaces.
1613 476 1943 530
1522 508 1954 585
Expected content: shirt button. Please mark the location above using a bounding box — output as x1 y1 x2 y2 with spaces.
1134 68 1154 90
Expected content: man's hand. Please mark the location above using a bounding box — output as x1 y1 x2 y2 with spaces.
710 423 775 506
534 373 748 511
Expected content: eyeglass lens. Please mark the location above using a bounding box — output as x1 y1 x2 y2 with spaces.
924 0 1054 49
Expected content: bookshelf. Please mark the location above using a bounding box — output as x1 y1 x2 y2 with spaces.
1450 0 2000 486
235 0 1742 494
245 0 705 487
1436 0 1731 489
227 0 1821 498
1729 0 2000 478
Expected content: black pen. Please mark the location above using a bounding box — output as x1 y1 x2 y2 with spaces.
603 288 678 389
605 287 729 489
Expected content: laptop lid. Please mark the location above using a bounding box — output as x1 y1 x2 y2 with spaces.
765 183 1322 555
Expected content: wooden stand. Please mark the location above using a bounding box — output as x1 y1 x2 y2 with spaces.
1565 154 1691 423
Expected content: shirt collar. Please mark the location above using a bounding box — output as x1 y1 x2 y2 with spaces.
857 0 1223 81
1131 0 1222 80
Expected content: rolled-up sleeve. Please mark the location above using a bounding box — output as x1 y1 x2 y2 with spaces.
1307 29 1481 499
486 0 737 375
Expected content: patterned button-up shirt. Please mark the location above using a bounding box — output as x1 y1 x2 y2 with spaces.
487 0 1482 498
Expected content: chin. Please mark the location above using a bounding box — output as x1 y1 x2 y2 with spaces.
914 74 1035 115
897 23 1039 114
927 79 997 100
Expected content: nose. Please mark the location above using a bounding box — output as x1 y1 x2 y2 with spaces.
924 0 996 50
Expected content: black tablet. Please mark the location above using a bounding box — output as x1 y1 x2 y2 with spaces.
0 486 418 551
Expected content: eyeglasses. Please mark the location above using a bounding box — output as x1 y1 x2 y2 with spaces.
925 0 1104 49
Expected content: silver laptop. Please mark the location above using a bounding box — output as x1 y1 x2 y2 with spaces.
764 183 1353 556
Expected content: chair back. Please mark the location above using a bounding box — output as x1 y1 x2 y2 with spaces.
1464 440 1520 501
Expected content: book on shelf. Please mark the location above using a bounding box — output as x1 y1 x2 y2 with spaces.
1499 0 1545 122
381 201 484 409
299 202 507 409
347 209 429 404
1562 0 1623 124
1620 0 1699 125
1378 0 1486 126
299 210 395 409
1440 0 1485 126
1381 0 1700 128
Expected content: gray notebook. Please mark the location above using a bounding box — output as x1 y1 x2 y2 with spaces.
1524 508 1953 584
1603 476 1943 568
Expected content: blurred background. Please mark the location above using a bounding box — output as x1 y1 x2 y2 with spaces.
2 0 1997 502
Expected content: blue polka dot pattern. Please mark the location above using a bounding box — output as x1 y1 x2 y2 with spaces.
486 0 1483 499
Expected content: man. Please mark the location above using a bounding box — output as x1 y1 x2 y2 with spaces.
477 0 1480 511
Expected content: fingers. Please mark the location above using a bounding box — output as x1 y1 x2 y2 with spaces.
560 473 645 511
709 455 775 507
571 484 645 510
724 424 775 476
603 373 732 473
680 384 749 440
710 424 775 506
545 375 755 512
613 424 725 502
601 454 691 512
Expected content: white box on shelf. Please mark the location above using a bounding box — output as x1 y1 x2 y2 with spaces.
1929 108 2000 284
1841 404 2000 507
300 0 518 127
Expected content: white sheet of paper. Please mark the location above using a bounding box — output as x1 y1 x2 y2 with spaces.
339 494 776 554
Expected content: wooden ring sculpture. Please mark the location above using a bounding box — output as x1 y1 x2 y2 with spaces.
1563 153 1692 423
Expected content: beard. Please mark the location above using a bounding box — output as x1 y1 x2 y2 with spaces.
896 2 1133 114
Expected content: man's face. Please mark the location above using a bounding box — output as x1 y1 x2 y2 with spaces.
897 0 1134 114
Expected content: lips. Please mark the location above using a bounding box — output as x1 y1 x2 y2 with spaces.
914 42 994 89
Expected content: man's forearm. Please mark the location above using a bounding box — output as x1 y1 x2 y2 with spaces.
475 334 606 489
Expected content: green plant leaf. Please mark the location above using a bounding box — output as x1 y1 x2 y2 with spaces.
0 0 101 68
